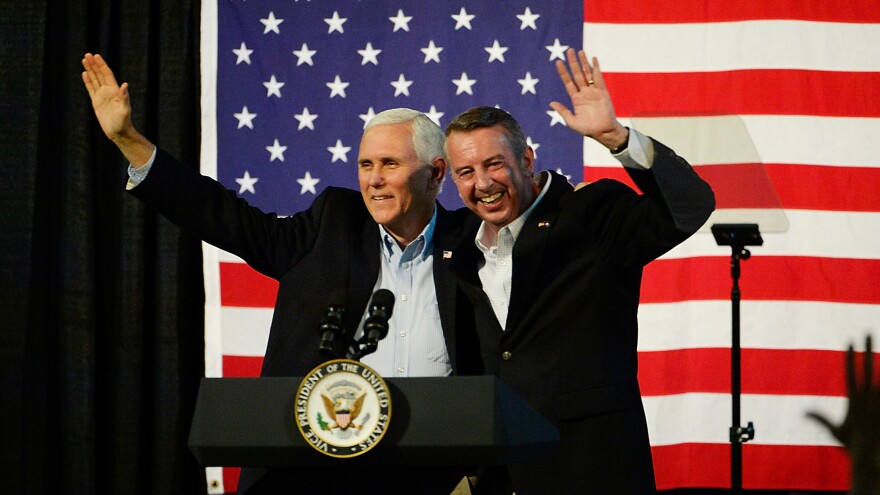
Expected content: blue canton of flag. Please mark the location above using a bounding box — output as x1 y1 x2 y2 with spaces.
216 0 583 215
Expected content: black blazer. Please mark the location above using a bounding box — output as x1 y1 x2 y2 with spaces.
450 138 716 495
130 149 481 494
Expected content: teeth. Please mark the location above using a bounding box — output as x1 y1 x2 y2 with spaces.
479 192 503 204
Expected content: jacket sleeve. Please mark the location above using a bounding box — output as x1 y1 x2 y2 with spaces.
624 136 716 234
572 135 715 268
127 148 332 279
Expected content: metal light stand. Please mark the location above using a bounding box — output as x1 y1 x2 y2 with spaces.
712 224 762 495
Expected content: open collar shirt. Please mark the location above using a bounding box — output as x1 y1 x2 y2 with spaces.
476 172 552 329
359 209 452 377
473 128 654 330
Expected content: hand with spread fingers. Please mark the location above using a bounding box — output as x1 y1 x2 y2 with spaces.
807 335 880 495
81 53 154 166
549 48 628 151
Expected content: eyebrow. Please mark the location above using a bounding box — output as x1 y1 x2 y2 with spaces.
477 154 506 166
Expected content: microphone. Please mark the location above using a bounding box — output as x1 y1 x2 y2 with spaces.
351 289 395 359
317 289 348 359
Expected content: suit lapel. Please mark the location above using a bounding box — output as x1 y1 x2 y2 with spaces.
447 213 504 336
505 172 570 334
433 206 459 371
347 219 381 335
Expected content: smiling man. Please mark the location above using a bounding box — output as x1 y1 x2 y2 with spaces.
82 53 480 494
358 116 443 247
444 49 716 494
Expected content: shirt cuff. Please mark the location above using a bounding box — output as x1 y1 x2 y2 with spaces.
614 128 655 170
125 146 158 190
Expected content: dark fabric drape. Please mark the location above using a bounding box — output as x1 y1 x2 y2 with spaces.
2 1 205 494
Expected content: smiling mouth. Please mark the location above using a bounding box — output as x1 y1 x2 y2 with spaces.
479 192 503 204
372 195 393 201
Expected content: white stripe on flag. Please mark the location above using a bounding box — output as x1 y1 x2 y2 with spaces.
202 243 224 378
661 210 880 260
642 393 847 446
220 307 272 357
638 300 880 352
585 116 880 168
584 20 880 72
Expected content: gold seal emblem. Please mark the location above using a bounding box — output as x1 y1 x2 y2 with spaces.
295 359 392 458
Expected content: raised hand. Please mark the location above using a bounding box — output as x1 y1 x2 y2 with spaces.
807 335 880 495
82 53 134 141
549 48 628 151
81 53 153 166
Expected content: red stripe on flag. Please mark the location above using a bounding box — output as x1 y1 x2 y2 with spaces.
642 256 880 304
637 348 875 397
744 444 851 491
584 0 880 24
222 355 263 377
584 164 880 212
695 164 780 209
651 443 850 490
220 257 880 308
224 467 240 494
604 70 880 118
219 262 278 307
766 164 880 212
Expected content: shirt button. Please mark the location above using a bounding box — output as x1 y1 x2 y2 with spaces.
401 294 408 301
401 262 410 269
399 330 406 337
397 367 405 373
502 351 512 361
499 260 507 266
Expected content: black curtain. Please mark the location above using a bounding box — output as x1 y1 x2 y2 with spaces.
2 1 205 493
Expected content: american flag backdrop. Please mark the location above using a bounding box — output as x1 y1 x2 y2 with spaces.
198 1 880 493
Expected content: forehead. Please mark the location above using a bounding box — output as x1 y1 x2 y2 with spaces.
447 126 513 161
358 122 416 160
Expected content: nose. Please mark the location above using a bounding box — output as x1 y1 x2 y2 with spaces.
368 167 385 187
474 167 493 191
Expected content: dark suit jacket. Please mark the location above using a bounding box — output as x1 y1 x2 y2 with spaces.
449 138 715 495
130 149 482 494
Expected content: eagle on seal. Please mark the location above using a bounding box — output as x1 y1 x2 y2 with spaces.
321 392 366 430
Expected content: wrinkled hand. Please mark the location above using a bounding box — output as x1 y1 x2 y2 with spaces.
549 48 627 150
81 53 135 142
807 335 879 494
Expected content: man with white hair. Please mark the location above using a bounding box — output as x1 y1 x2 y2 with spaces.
82 53 480 494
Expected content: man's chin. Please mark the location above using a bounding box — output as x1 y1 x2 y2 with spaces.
473 208 509 226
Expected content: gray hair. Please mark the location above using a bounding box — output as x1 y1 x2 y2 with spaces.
445 106 528 164
365 108 446 168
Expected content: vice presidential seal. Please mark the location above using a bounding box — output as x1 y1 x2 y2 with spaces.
295 359 392 458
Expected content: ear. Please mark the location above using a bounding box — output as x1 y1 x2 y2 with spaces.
523 146 535 174
429 157 446 188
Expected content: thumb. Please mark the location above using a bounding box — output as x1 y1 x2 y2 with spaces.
549 101 574 124
805 411 838 436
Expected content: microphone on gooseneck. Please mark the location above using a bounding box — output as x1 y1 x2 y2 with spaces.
317 289 349 359
364 289 395 344
349 289 395 360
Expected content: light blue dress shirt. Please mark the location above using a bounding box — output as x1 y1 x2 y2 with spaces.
359 209 452 377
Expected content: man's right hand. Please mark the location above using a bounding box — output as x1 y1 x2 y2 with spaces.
81 53 154 167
